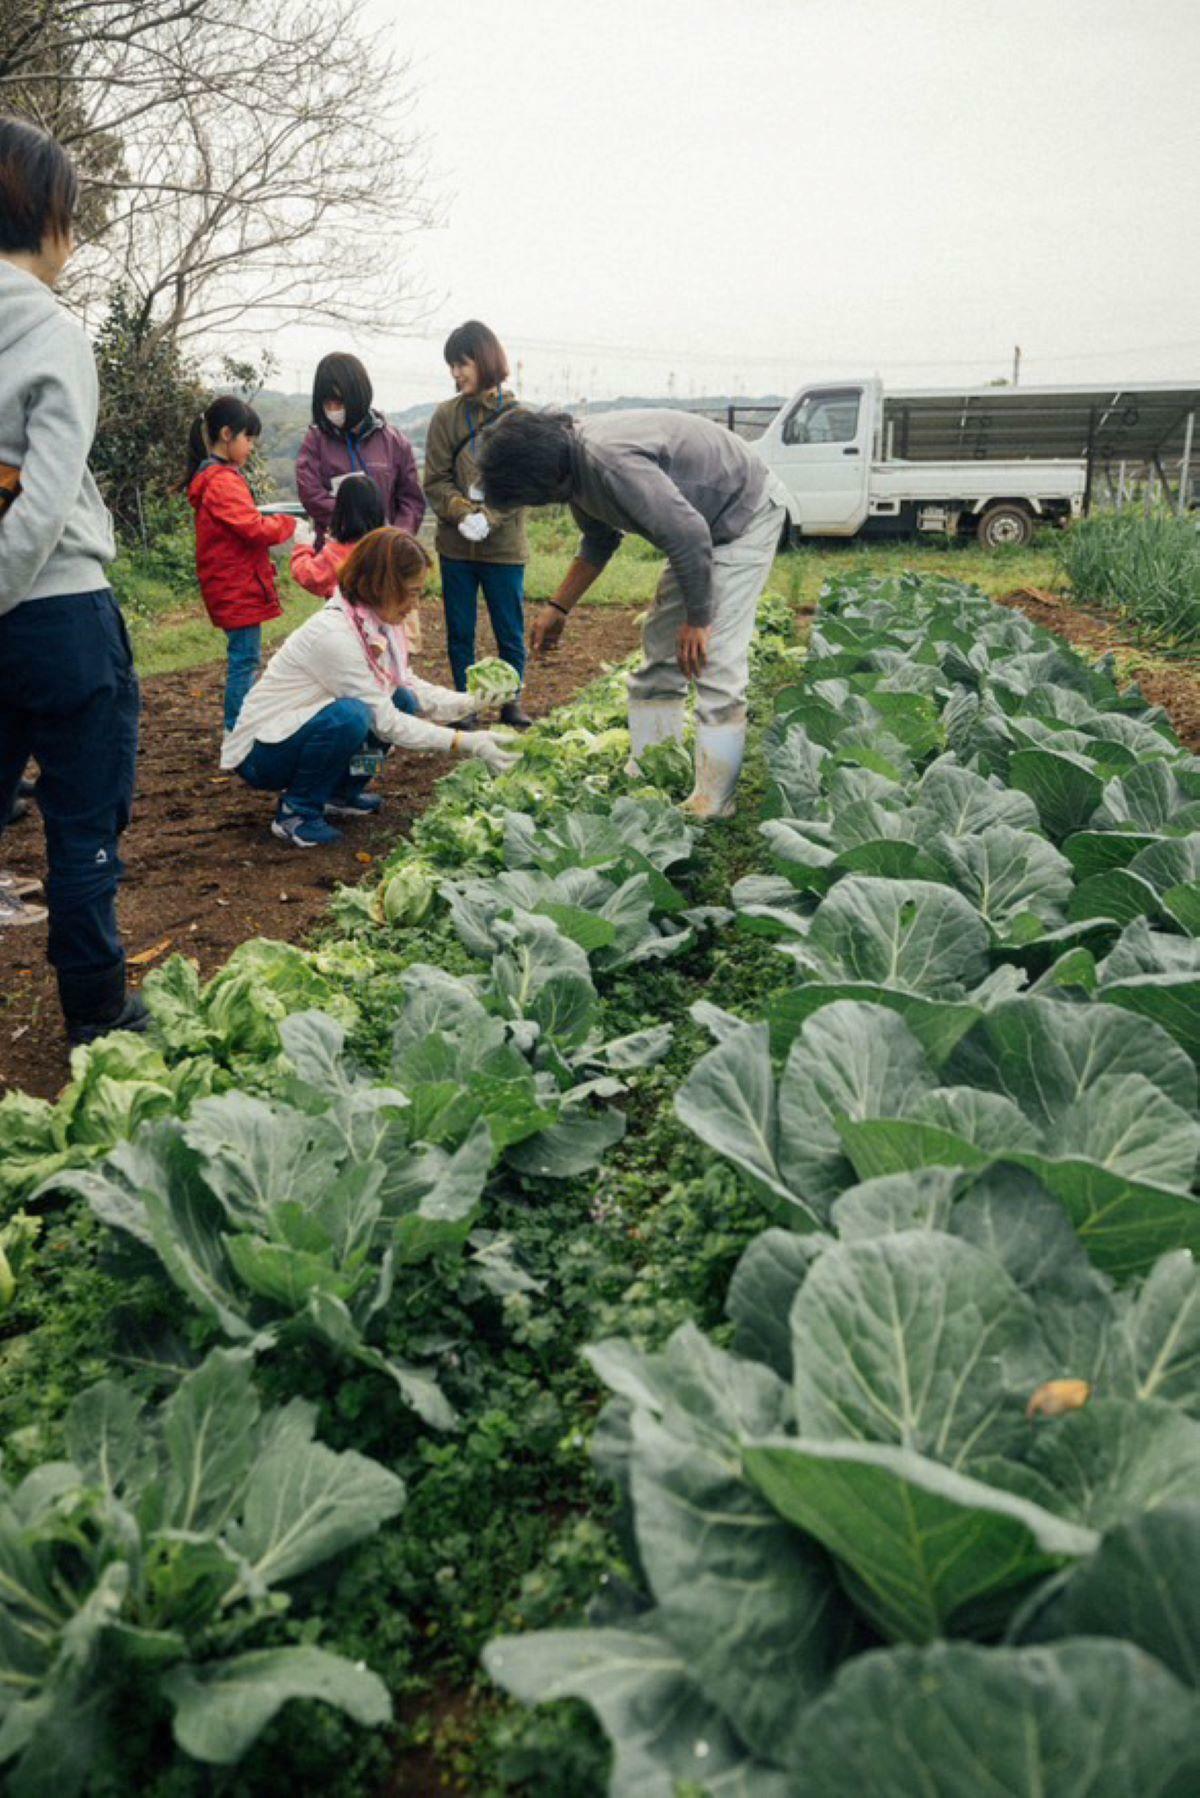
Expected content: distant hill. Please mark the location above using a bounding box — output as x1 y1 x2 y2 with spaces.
254 390 785 498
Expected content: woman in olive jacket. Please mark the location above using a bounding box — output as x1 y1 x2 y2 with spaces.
422 321 530 726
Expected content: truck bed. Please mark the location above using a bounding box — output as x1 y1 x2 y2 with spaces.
869 459 1085 503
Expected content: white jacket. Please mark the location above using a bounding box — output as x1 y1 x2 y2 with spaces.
221 601 477 769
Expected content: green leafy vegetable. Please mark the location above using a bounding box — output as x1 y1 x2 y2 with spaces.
466 656 522 703
0 1350 401 1794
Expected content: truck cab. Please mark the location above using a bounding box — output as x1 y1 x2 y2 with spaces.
757 380 879 536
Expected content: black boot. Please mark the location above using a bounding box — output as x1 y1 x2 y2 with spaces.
60 962 151 1049
500 700 534 731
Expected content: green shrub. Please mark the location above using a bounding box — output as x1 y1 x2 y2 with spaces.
91 290 207 544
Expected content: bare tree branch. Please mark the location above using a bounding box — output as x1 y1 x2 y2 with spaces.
1 0 437 343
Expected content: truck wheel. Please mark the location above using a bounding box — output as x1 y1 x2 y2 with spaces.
977 504 1033 549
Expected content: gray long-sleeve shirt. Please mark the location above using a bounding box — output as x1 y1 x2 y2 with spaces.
0 261 115 613
567 409 769 625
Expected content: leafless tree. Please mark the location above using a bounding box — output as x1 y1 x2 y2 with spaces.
1 0 436 342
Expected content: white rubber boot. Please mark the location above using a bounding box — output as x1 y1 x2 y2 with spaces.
682 720 746 819
626 696 685 776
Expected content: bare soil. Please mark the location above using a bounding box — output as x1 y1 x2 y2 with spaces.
1000 586 1200 750
0 604 643 1100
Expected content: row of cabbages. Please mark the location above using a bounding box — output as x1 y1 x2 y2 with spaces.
0 638 741 1791
486 572 1200 1796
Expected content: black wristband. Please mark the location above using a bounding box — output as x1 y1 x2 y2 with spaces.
544 599 570 617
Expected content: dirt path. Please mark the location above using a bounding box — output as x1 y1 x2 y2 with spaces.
1000 586 1200 750
0 604 643 1100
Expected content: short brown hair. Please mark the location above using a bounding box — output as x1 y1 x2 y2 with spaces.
443 320 510 390
339 527 431 616
0 116 78 254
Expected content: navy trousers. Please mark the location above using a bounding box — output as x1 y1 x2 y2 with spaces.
439 558 526 692
0 589 140 1019
237 697 374 820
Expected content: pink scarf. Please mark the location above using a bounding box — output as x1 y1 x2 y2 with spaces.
333 592 411 693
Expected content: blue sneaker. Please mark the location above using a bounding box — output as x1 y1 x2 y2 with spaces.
325 790 383 818
271 804 342 848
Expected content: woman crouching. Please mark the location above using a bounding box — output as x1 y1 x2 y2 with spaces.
221 527 516 847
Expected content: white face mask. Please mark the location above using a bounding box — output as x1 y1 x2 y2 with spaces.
324 403 347 429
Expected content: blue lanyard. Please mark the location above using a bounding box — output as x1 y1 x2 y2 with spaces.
467 386 505 458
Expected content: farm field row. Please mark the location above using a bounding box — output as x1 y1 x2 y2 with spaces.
485 567 1200 1793
0 601 799 1795
1 567 1199 1794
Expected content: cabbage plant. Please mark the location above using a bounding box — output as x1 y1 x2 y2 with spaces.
486 1180 1200 1795
0 1349 403 1795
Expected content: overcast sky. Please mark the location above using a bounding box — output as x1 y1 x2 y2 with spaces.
272 0 1199 408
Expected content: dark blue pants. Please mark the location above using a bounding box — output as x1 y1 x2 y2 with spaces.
440 558 526 692
0 589 140 1020
237 697 373 821
224 625 262 731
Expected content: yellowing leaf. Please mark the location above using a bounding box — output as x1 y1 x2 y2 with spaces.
1027 1379 1092 1420
128 937 173 967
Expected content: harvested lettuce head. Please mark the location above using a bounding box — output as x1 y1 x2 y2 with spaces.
466 657 522 703
382 860 439 925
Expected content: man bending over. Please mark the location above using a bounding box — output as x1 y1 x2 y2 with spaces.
477 407 788 817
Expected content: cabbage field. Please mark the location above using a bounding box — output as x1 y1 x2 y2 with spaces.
1 573 1199 1795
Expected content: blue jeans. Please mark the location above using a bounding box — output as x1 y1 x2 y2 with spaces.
224 625 262 731
0 589 140 1020
440 559 526 692
237 697 373 821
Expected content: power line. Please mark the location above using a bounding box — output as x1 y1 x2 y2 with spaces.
422 322 1200 373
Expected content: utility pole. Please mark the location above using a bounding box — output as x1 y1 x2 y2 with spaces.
1011 345 1021 387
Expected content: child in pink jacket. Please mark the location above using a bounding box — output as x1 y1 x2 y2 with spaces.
291 473 383 599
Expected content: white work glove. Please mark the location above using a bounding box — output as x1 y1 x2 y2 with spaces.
457 510 491 543
444 689 485 721
292 519 316 548
462 731 518 774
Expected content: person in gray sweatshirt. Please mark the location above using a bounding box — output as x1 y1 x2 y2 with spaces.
477 406 788 817
0 114 146 1044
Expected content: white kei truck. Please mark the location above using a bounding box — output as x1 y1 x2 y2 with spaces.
749 378 1199 549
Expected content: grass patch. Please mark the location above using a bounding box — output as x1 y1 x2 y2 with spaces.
772 532 1060 606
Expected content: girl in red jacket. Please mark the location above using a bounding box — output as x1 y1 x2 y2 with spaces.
186 396 298 732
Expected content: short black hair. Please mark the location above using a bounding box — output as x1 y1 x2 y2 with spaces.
330 472 385 543
312 352 373 434
477 408 574 508
443 320 510 390
0 115 79 254
186 395 262 480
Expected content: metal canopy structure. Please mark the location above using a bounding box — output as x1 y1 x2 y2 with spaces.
882 381 1199 512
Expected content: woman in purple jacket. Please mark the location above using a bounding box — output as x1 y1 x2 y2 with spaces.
296 353 425 549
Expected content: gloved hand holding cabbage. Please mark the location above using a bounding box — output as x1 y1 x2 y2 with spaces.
459 730 519 774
